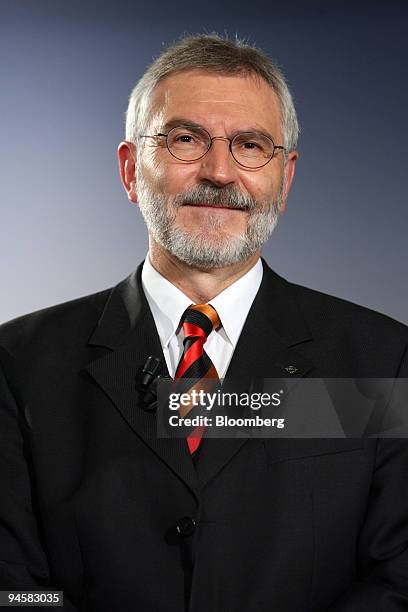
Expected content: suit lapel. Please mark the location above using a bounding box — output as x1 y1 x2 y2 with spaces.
84 265 200 501
196 260 316 488
84 259 316 495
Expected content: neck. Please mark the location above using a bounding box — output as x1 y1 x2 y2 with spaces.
148 239 260 303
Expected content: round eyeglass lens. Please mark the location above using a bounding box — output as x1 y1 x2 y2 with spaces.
231 132 274 168
167 126 210 161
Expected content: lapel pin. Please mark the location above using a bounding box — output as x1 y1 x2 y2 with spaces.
285 365 298 374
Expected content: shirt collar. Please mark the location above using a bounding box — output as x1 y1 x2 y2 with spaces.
208 259 263 347
141 254 263 348
142 255 191 348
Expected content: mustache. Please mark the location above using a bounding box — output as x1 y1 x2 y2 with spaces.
173 184 257 211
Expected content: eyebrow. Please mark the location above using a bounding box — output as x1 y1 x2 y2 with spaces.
161 118 202 132
160 118 276 141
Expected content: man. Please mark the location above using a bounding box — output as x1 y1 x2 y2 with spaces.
0 34 407 611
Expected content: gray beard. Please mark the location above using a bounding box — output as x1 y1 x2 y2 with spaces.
136 165 283 269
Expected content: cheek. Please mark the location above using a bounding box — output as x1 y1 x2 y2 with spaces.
141 150 166 186
239 176 270 201
240 168 281 201
142 151 199 195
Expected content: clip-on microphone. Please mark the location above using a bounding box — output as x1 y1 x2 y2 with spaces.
136 356 162 412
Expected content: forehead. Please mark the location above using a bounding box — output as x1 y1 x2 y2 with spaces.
148 69 282 136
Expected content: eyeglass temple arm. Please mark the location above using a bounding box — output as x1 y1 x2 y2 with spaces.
140 133 167 138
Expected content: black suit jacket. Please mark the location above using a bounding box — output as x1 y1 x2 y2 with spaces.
1 260 408 611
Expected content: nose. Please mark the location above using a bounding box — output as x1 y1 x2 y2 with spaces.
196 137 238 187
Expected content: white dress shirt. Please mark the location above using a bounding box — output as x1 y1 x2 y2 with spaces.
141 255 263 378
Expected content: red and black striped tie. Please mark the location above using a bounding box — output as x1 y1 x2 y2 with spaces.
175 304 220 454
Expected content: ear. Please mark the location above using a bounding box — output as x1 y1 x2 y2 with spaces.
117 141 138 204
278 150 298 214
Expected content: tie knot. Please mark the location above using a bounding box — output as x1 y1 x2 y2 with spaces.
181 304 220 340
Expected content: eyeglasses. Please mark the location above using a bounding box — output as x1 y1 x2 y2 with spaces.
140 125 286 169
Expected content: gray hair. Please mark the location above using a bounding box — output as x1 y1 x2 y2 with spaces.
125 33 299 152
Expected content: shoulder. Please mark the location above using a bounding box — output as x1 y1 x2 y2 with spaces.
288 280 408 373
0 288 112 359
289 280 408 338
262 260 408 339
261 261 408 375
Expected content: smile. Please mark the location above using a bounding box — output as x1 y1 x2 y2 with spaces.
182 203 247 211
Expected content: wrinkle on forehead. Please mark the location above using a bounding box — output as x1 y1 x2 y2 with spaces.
146 70 282 139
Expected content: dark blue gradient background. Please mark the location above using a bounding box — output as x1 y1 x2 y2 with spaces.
1 0 407 323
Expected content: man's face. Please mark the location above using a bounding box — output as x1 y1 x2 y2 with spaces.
123 70 297 268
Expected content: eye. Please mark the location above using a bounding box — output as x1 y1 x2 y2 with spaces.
232 133 273 159
235 138 266 154
169 128 208 150
175 134 196 143
242 141 260 150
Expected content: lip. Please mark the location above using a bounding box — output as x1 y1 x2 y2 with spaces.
182 203 246 211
